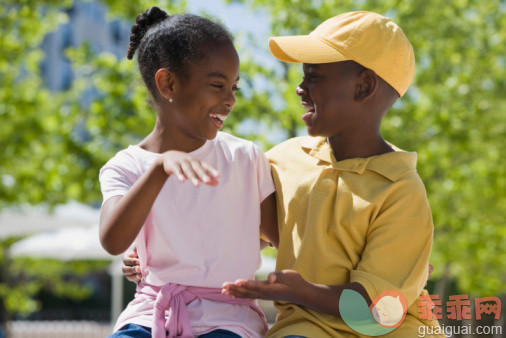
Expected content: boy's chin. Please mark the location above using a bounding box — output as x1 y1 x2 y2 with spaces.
306 126 325 137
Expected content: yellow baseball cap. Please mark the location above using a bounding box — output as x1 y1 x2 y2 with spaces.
268 11 415 97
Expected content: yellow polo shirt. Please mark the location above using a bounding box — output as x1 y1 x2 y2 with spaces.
265 136 442 338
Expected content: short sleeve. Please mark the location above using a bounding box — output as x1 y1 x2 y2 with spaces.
350 178 433 307
99 150 139 204
253 144 276 202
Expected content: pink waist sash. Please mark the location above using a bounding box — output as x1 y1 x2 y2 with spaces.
136 281 268 338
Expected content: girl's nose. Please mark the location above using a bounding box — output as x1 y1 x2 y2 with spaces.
224 89 236 108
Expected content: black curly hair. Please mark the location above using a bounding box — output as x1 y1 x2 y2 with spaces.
127 7 234 100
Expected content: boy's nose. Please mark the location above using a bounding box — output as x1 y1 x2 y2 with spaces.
296 85 305 96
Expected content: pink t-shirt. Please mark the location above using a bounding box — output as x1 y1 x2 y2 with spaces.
99 132 275 337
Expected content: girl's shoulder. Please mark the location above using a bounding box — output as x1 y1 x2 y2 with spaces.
214 131 253 147
100 145 157 178
214 132 265 160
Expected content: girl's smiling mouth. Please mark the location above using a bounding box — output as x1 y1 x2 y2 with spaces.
209 112 228 129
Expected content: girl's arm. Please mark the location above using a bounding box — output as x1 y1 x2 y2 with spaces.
99 159 167 255
99 151 219 255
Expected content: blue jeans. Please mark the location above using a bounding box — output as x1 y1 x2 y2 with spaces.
109 324 242 337
108 324 151 338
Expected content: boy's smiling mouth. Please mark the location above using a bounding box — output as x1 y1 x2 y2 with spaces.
301 101 315 126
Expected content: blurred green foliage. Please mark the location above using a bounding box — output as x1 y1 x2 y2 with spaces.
0 238 108 322
0 0 187 321
0 0 505 323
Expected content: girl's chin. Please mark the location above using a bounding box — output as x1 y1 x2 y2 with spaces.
203 127 220 139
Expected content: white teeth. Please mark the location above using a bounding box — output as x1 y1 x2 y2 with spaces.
210 113 226 122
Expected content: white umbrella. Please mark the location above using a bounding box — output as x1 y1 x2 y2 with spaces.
0 201 100 239
9 224 110 260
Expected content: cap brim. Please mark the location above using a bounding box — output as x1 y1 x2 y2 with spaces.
269 35 349 64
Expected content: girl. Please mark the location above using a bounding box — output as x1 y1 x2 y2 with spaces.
99 7 278 338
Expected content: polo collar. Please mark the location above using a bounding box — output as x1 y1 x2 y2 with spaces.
300 136 417 181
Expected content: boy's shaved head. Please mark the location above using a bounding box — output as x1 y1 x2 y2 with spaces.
345 60 399 103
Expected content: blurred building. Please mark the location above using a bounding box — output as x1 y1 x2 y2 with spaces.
40 0 131 92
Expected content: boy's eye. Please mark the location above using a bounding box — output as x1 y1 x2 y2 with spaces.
303 73 317 82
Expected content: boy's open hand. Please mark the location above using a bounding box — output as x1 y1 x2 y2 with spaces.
122 246 142 284
160 151 219 187
222 269 310 304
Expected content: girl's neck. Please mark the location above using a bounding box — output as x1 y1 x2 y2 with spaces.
138 118 206 154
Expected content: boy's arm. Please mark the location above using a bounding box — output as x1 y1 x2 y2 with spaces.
222 270 371 317
347 181 434 307
259 192 279 249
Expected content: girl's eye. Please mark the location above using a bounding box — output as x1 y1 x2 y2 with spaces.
233 86 241 92
211 83 224 89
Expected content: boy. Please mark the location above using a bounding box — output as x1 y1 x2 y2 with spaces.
222 11 442 337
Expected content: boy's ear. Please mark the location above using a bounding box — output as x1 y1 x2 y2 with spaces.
155 68 176 101
355 69 378 102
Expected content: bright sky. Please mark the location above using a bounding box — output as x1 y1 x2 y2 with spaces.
187 0 270 43
187 0 277 69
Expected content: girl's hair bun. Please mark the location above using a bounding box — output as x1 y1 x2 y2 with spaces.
127 7 169 60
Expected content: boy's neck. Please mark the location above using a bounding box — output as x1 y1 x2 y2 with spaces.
326 133 393 162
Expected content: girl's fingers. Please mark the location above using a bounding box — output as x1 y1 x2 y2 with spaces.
167 162 186 182
180 161 200 186
201 162 220 178
201 163 220 185
189 160 211 183
165 156 219 186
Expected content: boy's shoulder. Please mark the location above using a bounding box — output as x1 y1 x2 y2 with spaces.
266 136 320 162
267 136 313 153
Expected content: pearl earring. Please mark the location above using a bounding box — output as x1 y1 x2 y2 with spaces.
169 98 174 103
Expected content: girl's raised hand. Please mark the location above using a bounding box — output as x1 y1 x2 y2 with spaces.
160 150 220 187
